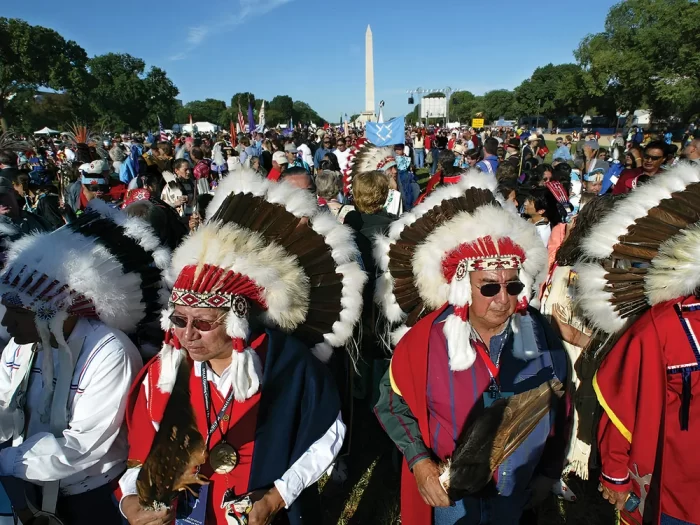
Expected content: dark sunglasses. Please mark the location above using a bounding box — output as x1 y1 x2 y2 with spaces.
643 154 664 161
478 281 525 298
169 312 226 332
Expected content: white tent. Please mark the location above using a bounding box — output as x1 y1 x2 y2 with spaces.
34 126 60 135
181 121 218 134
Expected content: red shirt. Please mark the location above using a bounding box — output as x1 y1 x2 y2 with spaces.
267 168 281 182
612 168 643 195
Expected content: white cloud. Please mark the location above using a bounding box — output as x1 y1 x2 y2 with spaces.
187 26 209 45
169 52 187 61
176 0 291 58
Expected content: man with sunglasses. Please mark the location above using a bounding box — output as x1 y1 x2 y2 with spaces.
613 141 668 195
374 185 569 525
313 136 332 172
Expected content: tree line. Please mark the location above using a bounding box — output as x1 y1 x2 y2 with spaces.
408 0 700 126
0 18 326 133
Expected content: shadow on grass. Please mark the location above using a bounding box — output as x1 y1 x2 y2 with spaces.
319 401 400 525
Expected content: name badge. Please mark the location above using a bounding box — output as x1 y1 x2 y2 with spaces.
483 391 513 408
176 484 209 525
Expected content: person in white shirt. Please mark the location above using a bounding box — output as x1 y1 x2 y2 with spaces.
0 202 171 524
120 170 366 525
297 141 314 171
333 137 353 174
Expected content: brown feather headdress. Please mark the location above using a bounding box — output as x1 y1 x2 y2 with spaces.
373 170 547 361
574 163 700 333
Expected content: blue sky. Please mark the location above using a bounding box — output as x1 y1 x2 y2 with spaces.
6 0 619 122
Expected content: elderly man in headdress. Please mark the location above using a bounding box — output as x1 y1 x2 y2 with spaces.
119 171 366 524
0 202 171 524
374 173 569 525
575 163 700 525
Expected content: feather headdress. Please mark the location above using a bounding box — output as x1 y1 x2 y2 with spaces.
574 163 700 334
343 140 395 197
374 170 547 371
0 131 29 154
0 201 170 436
63 122 106 162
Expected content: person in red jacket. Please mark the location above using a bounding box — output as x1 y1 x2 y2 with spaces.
574 162 700 525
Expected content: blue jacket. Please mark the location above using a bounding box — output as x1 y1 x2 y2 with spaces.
313 147 330 168
553 146 572 161
476 155 500 175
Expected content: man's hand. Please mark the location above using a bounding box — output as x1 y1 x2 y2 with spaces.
248 486 285 525
121 495 175 525
412 459 451 507
599 483 630 511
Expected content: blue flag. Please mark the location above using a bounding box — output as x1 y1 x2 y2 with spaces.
366 116 405 146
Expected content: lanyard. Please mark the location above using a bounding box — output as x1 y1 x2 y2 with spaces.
474 341 501 386
201 364 235 447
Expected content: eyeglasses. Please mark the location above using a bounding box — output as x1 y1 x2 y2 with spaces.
169 312 227 332
643 154 664 161
478 281 525 298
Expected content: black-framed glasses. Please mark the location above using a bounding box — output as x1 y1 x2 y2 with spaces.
644 154 664 161
478 281 525 298
169 312 226 332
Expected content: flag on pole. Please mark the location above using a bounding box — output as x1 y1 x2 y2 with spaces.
237 104 246 135
366 116 405 146
158 116 167 141
259 101 266 129
189 114 193 126
248 101 255 135
230 121 237 147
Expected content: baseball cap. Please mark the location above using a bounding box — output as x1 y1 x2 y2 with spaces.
585 139 600 150
284 143 298 154
273 151 288 165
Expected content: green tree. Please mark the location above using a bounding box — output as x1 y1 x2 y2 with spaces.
81 53 149 131
178 99 227 126
448 91 484 123
576 0 700 120
481 90 516 122
292 100 323 125
0 17 89 130
142 67 180 129
267 95 294 126
230 92 256 113
407 104 421 125
514 63 591 119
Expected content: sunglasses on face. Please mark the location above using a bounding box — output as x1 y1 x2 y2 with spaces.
644 154 664 161
169 312 226 332
477 281 525 298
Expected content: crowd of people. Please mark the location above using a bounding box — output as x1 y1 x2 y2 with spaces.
0 118 699 525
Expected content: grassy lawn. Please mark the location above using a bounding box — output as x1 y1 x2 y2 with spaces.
317 401 617 525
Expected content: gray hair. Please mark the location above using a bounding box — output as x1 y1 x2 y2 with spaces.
315 170 342 200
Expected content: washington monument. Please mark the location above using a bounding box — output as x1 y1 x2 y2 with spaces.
359 25 376 123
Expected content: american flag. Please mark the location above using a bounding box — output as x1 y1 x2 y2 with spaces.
158 116 167 142
237 104 246 134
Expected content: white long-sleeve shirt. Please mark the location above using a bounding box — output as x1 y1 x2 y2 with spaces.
0 319 143 494
118 360 345 509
